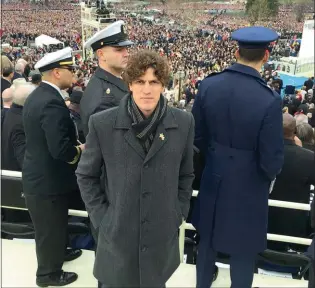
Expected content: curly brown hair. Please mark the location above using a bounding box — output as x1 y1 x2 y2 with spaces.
123 50 169 87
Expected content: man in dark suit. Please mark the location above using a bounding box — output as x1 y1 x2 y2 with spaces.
309 198 315 288
268 114 315 251
12 62 25 82
76 50 194 287
1 84 34 224
304 77 314 91
192 27 284 288
1 87 13 126
80 20 133 136
1 66 14 95
2 83 35 171
69 90 85 144
1 66 14 110
23 47 84 287
312 196 315 235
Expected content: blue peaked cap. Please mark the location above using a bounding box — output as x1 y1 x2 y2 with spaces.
231 26 279 49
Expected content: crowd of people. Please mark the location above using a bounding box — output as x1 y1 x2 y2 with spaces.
1 0 314 131
1 0 309 78
1 0 314 106
1 0 315 287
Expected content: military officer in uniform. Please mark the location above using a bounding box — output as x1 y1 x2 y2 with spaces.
23 47 85 287
81 20 133 136
192 27 284 288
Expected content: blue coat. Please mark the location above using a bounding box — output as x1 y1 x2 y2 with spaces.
192 63 284 255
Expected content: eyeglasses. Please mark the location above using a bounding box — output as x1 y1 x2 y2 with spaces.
58 67 76 73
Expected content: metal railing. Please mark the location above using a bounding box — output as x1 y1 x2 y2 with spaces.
1 170 313 263
178 190 312 262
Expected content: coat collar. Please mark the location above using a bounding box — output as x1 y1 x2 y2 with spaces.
284 138 296 146
39 82 65 101
8 103 23 115
114 94 178 162
114 94 178 130
226 63 263 80
1 77 11 84
95 67 129 93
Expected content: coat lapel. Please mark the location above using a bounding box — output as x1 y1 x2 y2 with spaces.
144 125 168 164
144 108 178 164
124 129 146 160
114 96 178 162
114 95 146 160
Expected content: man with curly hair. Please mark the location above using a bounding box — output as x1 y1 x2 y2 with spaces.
76 50 195 287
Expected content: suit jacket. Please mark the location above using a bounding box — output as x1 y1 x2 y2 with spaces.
12 72 24 82
1 77 11 94
1 78 11 110
268 139 315 250
1 103 25 171
192 63 284 255
1 107 9 127
80 67 129 136
76 95 195 287
303 143 315 152
312 193 315 231
22 82 80 196
304 79 314 91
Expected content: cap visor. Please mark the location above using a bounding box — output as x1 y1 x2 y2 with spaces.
238 42 270 49
112 40 134 47
69 64 79 69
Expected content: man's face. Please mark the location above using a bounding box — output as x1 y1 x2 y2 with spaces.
54 66 75 90
98 46 129 71
129 68 164 116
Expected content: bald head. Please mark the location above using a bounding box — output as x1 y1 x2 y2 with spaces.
17 58 28 66
2 88 13 108
15 62 25 74
12 84 35 107
283 113 296 139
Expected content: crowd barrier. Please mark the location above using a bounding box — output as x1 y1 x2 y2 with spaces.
1 170 313 264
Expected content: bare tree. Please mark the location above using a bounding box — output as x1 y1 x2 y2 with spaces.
247 0 269 25
281 0 293 6
294 0 312 22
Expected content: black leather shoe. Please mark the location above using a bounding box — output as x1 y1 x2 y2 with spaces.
36 271 78 287
64 248 82 262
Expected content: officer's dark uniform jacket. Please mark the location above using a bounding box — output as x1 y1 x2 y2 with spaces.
81 67 128 136
312 195 315 233
192 63 284 255
1 103 26 171
22 82 80 196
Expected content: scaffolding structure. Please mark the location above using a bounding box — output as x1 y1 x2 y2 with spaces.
80 1 117 60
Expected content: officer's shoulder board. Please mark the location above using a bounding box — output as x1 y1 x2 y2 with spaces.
207 70 277 98
256 77 279 98
197 71 225 93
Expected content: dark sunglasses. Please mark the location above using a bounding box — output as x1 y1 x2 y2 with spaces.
59 66 76 73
